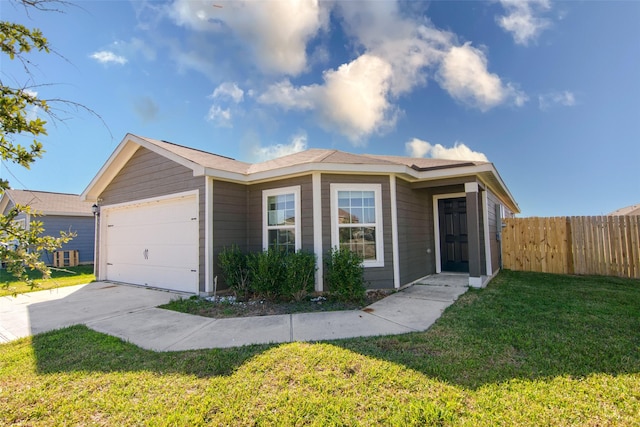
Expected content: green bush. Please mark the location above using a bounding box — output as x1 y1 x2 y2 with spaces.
218 245 250 299
325 247 365 302
220 247 318 301
282 251 317 301
247 248 286 300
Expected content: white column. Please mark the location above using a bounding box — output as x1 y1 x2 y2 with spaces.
204 177 214 294
312 172 323 291
390 175 401 289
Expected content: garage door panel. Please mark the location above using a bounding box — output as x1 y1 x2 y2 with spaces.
103 194 198 294
107 224 196 246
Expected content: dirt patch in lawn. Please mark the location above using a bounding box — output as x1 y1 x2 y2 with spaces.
160 290 392 319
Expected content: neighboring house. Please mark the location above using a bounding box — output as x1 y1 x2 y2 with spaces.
0 190 95 265
608 204 640 216
81 133 520 294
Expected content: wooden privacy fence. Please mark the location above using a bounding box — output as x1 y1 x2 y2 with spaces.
501 216 640 278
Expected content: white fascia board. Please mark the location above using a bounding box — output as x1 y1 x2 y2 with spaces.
414 163 519 214
131 135 205 176
204 162 408 185
247 162 408 183
203 168 249 183
482 165 520 214
413 163 494 181
81 134 205 201
81 138 139 201
41 212 94 217
0 196 11 215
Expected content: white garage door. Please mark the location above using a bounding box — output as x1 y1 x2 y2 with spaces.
102 194 198 293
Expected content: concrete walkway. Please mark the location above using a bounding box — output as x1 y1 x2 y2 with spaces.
0 274 469 351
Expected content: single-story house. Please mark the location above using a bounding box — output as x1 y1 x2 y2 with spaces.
81 133 519 294
0 189 95 265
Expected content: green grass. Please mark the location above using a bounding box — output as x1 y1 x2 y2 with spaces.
0 265 95 296
1 270 638 425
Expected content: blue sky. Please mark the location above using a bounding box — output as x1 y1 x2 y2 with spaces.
2 0 639 216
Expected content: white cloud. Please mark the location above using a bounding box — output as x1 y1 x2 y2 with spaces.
251 133 308 162
497 0 552 45
206 82 245 127
258 80 316 111
406 138 489 162
211 82 244 103
164 1 525 141
436 43 527 111
335 2 451 97
259 54 396 143
206 105 233 127
169 0 328 75
90 50 127 65
538 90 576 111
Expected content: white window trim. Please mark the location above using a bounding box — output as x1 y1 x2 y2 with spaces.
330 183 384 268
262 185 301 252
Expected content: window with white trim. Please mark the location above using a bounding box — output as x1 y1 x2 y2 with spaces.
263 186 301 253
331 183 384 267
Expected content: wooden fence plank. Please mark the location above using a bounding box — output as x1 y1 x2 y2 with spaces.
502 215 640 278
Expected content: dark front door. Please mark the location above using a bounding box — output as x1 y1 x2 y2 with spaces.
438 197 469 272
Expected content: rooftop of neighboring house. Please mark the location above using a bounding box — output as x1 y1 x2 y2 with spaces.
0 189 93 216
608 203 640 216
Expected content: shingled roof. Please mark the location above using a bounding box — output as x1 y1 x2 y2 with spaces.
82 133 519 213
608 203 640 216
1 190 93 216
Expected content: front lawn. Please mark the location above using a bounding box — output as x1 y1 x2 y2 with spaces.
1 270 638 425
0 265 95 296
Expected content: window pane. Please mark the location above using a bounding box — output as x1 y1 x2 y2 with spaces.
338 192 350 208
268 229 296 253
349 207 363 224
338 226 376 261
267 193 295 226
363 207 375 223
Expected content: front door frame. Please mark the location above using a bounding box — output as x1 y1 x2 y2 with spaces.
432 192 466 273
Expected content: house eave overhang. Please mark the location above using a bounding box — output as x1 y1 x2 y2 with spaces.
83 134 519 214
201 160 519 213
81 134 205 201
203 162 410 185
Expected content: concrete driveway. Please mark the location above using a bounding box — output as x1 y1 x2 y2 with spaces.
0 274 469 350
0 282 179 343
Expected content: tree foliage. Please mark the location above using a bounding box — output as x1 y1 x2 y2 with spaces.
0 1 74 290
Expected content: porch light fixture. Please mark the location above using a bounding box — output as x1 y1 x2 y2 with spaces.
91 204 100 216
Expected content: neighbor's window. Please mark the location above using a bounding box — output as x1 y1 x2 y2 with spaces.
331 184 384 267
263 186 301 253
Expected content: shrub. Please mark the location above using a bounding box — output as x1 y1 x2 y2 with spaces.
325 247 365 302
218 245 250 299
247 248 286 300
282 251 317 301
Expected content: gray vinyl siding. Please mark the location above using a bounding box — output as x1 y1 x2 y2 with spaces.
245 176 314 254
98 147 207 291
211 179 247 288
321 174 394 289
40 215 95 264
395 179 434 285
